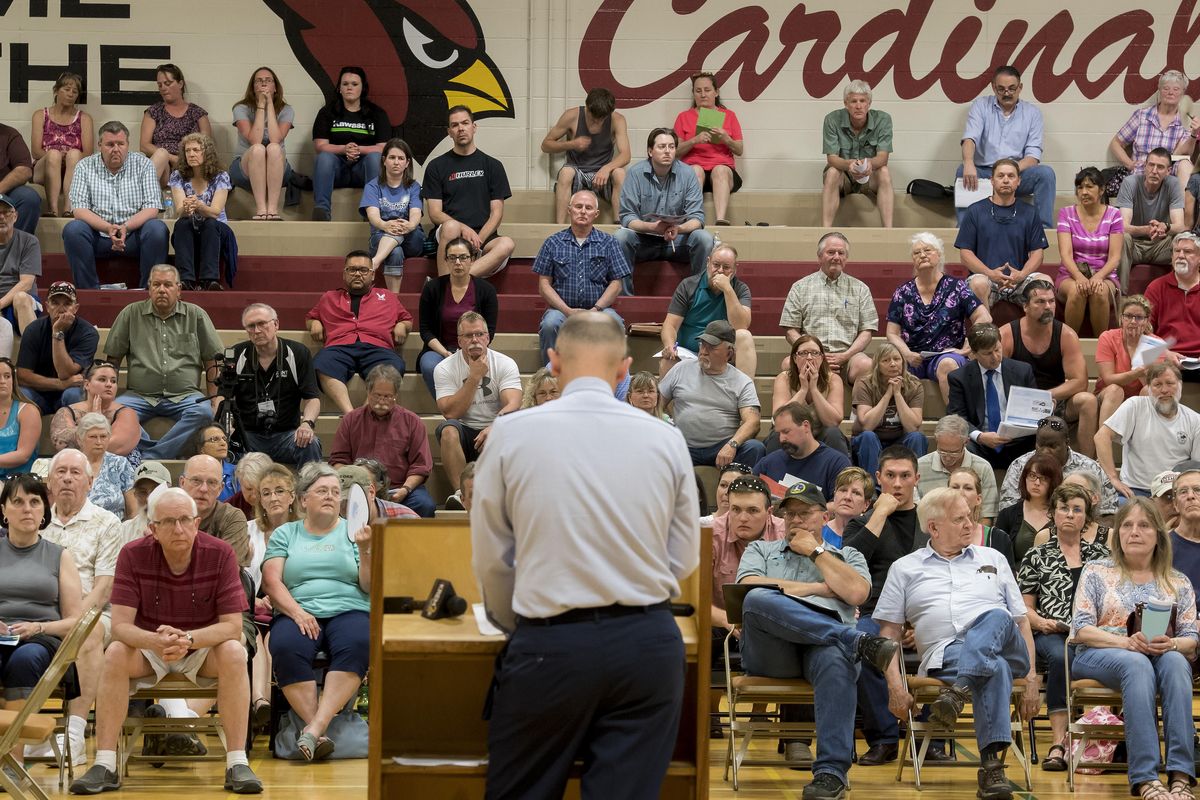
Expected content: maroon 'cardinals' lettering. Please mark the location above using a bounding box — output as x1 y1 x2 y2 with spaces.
265 0 514 163
580 0 1200 105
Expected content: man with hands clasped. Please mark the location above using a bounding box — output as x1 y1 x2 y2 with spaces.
736 480 898 800
660 243 755 378
873 487 1040 800
70 487 259 795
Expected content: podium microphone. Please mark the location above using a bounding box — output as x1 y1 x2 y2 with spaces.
422 579 469 620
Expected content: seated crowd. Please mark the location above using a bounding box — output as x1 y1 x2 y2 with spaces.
3 54 1200 800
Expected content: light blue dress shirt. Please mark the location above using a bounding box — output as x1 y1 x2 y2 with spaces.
962 97 1044 166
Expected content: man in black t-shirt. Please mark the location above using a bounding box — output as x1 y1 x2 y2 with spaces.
15 281 97 413
422 106 515 278
217 302 322 466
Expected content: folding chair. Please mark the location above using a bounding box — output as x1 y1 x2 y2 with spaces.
119 674 227 774
720 583 818 790
1064 638 1132 790
895 644 1033 791
0 606 101 800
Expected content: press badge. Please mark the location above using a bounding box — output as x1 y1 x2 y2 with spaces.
257 400 276 415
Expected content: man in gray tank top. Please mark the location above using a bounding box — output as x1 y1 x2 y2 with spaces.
541 88 630 224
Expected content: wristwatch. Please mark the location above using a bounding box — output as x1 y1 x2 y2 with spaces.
184 631 194 647
808 546 827 560
300 419 315 429
53 331 65 341
727 439 739 450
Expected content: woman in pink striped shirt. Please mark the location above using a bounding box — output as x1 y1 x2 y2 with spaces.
1056 166 1124 334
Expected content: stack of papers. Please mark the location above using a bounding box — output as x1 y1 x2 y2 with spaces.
954 177 993 209
996 386 1053 439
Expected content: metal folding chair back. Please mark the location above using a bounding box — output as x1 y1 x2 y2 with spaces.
1063 637 1134 790
0 606 101 800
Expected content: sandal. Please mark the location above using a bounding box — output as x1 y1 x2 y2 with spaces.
1170 777 1196 800
1041 743 1067 771
296 731 319 762
251 213 269 221
312 736 335 761
265 213 282 221
1139 780 1174 800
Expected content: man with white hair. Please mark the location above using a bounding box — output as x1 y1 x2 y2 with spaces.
1096 362 1200 498
36 448 120 766
875 487 1040 800
821 80 894 228
70 487 258 795
1145 232 1200 360
916 415 999 523
778 232 876 385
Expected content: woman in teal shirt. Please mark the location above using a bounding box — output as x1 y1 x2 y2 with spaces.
263 463 371 762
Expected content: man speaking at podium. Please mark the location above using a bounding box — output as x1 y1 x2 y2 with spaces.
472 311 701 799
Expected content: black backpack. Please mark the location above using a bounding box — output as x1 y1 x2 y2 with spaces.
906 179 953 199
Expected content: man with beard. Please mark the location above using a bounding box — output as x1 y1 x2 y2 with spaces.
306 250 413 414
659 320 765 468
753 402 849 500
660 243 755 379
1145 232 1200 364
434 311 522 510
736 480 897 800
1116 148 1185 293
1096 362 1200 497
1000 280 1099 456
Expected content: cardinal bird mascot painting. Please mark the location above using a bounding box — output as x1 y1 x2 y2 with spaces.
265 0 515 163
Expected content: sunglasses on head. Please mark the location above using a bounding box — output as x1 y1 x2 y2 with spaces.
724 463 752 475
727 476 767 494
1037 418 1066 432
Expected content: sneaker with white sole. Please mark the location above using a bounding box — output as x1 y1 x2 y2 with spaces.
56 730 88 767
444 490 465 510
24 740 54 759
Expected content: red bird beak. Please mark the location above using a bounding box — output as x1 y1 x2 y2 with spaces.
444 55 510 115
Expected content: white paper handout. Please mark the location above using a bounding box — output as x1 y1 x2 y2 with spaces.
345 483 370 543
473 603 506 637
1132 335 1173 368
996 386 1053 440
954 177 992 209
652 346 697 360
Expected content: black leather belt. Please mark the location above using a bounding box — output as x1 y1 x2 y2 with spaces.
517 600 671 626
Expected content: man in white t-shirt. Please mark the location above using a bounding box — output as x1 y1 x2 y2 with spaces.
434 311 523 508
1096 362 1200 497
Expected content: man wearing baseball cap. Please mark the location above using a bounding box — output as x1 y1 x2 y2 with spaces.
659 319 765 469
735 478 897 800
15 280 98 413
0 191 42 336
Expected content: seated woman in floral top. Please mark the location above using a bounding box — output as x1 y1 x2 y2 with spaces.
886 231 992 404
1016 483 1109 771
1071 498 1198 800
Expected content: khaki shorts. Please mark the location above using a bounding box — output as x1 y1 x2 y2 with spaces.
129 645 234 695
825 164 877 196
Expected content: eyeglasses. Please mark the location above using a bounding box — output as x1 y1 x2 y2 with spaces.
794 350 823 360
243 319 276 331
1026 473 1050 484
153 515 196 528
780 506 819 519
184 477 221 489
459 331 488 341
202 435 227 444
308 487 340 498
446 254 473 263
1037 418 1066 431
259 488 293 498
1121 313 1148 323
344 266 374 275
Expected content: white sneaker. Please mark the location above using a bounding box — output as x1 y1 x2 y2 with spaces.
55 731 87 767
23 740 54 759
444 491 465 511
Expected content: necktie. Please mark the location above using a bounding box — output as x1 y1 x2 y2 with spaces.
985 369 1002 451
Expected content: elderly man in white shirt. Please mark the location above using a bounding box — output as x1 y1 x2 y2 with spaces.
37 448 120 766
874 487 1040 800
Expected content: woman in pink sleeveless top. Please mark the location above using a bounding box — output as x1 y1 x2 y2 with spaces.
30 72 93 217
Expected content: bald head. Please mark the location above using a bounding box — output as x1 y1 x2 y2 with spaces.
548 311 631 387
180 453 223 517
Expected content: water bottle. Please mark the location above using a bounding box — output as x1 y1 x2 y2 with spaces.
162 193 174 220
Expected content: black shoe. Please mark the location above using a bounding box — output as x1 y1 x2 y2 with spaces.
311 207 331 221
68 765 120 795
181 281 199 291
929 685 970 728
252 700 272 733
858 742 899 765
923 747 956 762
977 757 1012 800
856 634 900 673
165 732 207 756
802 772 847 800
204 280 223 291
141 703 166 762
224 764 263 794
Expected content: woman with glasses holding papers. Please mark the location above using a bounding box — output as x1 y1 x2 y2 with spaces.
1095 294 1158 426
1071 498 1198 800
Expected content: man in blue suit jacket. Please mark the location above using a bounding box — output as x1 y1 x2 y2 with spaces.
947 323 1037 469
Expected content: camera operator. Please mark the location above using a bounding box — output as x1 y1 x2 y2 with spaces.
216 303 323 465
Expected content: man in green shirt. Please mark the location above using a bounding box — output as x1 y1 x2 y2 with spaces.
821 80 894 228
103 264 223 459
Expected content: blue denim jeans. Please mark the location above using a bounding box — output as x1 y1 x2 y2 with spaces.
313 151 381 212
927 608 1029 750
1033 632 1071 713
688 439 766 470
62 218 170 289
6 184 41 235
852 430 928 478
612 228 715 295
739 588 861 783
241 428 323 467
418 350 446 399
117 391 213 460
1072 646 1196 788
856 615 899 745
954 163 1057 228
539 307 624 364
368 226 426 275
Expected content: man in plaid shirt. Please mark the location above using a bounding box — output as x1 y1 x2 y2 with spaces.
63 120 167 289
533 189 631 363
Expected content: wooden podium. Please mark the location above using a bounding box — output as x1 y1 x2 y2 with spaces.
367 518 711 799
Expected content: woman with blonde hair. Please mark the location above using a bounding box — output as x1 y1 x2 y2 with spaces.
1071 498 1197 800
520 367 559 409
850 342 926 476
948 466 1015 569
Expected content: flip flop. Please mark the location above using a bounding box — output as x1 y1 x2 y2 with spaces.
266 213 282 221
251 213 269 221
312 736 335 761
296 731 319 762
